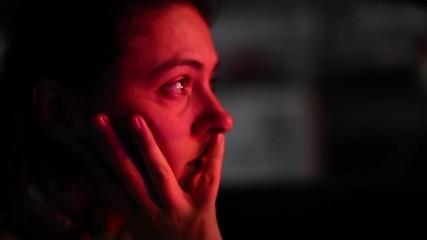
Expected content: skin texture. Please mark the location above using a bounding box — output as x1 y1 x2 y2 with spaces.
94 3 233 193
35 3 233 239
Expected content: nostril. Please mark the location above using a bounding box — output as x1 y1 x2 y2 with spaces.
215 113 234 133
192 110 234 136
209 127 226 134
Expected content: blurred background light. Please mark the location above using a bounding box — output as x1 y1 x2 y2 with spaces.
2 0 427 236
211 0 427 189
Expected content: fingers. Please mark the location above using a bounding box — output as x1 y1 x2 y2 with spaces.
92 113 155 210
128 115 184 209
194 133 225 206
92 113 224 212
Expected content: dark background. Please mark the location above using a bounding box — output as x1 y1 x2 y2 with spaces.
2 0 427 237
209 0 427 237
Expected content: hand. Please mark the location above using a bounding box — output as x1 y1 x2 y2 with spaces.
86 113 224 240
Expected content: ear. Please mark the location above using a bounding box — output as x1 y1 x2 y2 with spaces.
33 79 72 143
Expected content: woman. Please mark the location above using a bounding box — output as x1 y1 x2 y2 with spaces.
0 0 233 239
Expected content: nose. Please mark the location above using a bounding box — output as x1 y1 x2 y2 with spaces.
192 93 234 136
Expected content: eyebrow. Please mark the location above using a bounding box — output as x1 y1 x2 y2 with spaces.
150 58 220 74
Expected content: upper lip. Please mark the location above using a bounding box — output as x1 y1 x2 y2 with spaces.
181 146 207 192
187 145 208 166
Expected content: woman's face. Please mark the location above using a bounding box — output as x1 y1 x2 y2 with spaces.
86 4 233 190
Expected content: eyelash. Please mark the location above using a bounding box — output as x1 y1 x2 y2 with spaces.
162 76 220 97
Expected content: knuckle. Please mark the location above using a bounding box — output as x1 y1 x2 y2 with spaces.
150 164 171 183
202 172 218 186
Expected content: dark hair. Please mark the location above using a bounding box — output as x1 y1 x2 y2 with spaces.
0 0 220 212
2 0 220 90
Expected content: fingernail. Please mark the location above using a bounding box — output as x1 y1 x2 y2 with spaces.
130 115 141 130
218 133 224 143
215 133 224 143
96 114 108 128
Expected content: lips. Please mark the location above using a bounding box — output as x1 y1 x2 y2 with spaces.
187 145 208 168
186 157 203 173
186 151 205 176
181 147 207 192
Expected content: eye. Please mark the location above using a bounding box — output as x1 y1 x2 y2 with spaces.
163 77 189 96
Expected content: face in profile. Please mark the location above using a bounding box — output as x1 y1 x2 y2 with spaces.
71 3 233 192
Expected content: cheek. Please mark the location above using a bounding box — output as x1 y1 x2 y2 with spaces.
146 112 195 169
96 86 199 177
112 99 197 173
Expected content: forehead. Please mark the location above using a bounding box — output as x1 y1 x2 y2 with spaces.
118 4 218 72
